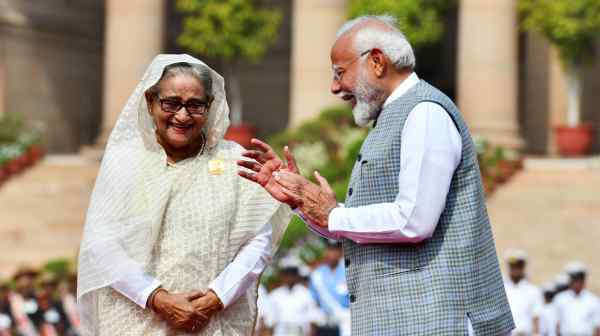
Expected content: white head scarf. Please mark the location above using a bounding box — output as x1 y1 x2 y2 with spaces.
77 54 290 334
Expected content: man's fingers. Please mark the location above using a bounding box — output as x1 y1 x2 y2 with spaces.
273 171 302 190
238 170 259 183
283 145 299 174
281 187 302 204
237 160 262 173
250 138 275 156
274 171 306 185
241 150 273 164
314 171 334 195
263 159 283 173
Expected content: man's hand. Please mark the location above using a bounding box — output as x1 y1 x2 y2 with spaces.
237 139 301 207
151 289 208 333
190 290 224 320
274 170 337 228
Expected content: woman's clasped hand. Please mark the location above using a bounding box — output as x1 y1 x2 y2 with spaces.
149 289 223 333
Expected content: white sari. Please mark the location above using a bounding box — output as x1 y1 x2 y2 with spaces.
77 54 291 335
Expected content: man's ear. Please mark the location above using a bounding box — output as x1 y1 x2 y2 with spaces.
368 49 387 78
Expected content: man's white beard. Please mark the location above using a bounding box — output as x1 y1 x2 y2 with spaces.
352 98 376 127
350 70 385 128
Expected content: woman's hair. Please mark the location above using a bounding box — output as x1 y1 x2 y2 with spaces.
146 62 214 101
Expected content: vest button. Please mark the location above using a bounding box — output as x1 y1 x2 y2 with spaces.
348 188 353 196
345 258 350 267
349 294 356 303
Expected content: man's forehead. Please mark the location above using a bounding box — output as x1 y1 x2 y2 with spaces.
331 34 355 66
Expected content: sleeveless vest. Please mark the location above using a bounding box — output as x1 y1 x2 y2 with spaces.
342 80 514 335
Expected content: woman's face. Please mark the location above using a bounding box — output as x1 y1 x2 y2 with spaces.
147 74 209 150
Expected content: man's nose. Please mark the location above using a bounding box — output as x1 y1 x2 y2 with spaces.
331 79 342 95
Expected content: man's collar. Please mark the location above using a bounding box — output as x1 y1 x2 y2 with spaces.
382 72 420 109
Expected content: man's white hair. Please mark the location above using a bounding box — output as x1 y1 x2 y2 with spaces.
336 15 416 70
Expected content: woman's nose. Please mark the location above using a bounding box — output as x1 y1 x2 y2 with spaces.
173 108 191 122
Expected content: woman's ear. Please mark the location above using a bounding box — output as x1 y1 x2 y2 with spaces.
144 91 155 115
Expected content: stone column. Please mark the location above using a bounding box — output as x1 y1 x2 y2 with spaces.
289 0 346 127
547 46 569 155
0 37 5 116
457 0 522 148
98 0 165 145
0 63 5 116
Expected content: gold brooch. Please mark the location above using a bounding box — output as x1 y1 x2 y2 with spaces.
208 158 225 175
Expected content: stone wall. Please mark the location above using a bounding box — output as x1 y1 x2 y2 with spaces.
0 0 104 153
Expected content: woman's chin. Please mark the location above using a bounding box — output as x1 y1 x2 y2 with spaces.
165 136 191 149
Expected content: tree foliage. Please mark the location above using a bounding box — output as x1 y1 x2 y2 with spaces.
347 0 456 49
518 0 600 67
176 0 282 63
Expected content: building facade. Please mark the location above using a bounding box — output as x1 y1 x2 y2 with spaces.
1 0 599 154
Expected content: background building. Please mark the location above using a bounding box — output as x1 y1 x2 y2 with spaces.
1 0 599 154
1 0 600 296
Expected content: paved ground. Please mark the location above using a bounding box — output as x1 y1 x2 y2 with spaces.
1 154 599 295
490 157 600 294
0 155 99 277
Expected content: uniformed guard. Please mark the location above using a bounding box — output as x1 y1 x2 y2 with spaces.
555 262 600 336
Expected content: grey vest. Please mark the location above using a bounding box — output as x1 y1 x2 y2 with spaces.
343 81 514 335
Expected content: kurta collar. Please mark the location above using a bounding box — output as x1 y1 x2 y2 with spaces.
372 72 420 128
382 72 420 109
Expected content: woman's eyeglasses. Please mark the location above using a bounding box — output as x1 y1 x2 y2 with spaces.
158 96 212 117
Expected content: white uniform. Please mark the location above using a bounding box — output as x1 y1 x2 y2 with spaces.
555 289 600 336
535 302 558 336
269 283 324 336
504 279 542 335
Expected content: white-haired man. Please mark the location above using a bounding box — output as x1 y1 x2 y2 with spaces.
238 15 514 335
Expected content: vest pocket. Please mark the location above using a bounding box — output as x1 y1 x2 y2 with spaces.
364 243 428 276
356 158 398 199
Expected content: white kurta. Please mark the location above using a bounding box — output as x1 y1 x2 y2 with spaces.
536 302 558 336
306 73 463 244
503 279 542 334
269 284 323 336
555 289 600 336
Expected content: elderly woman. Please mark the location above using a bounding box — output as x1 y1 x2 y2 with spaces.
77 54 290 335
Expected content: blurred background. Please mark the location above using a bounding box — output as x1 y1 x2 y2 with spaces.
0 0 600 335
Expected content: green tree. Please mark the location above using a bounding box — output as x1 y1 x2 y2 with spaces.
347 0 456 49
519 0 600 127
176 0 282 125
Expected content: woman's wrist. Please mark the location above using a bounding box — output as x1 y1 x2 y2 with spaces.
207 289 224 311
147 287 168 312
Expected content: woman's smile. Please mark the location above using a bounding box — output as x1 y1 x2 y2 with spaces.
168 121 194 135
